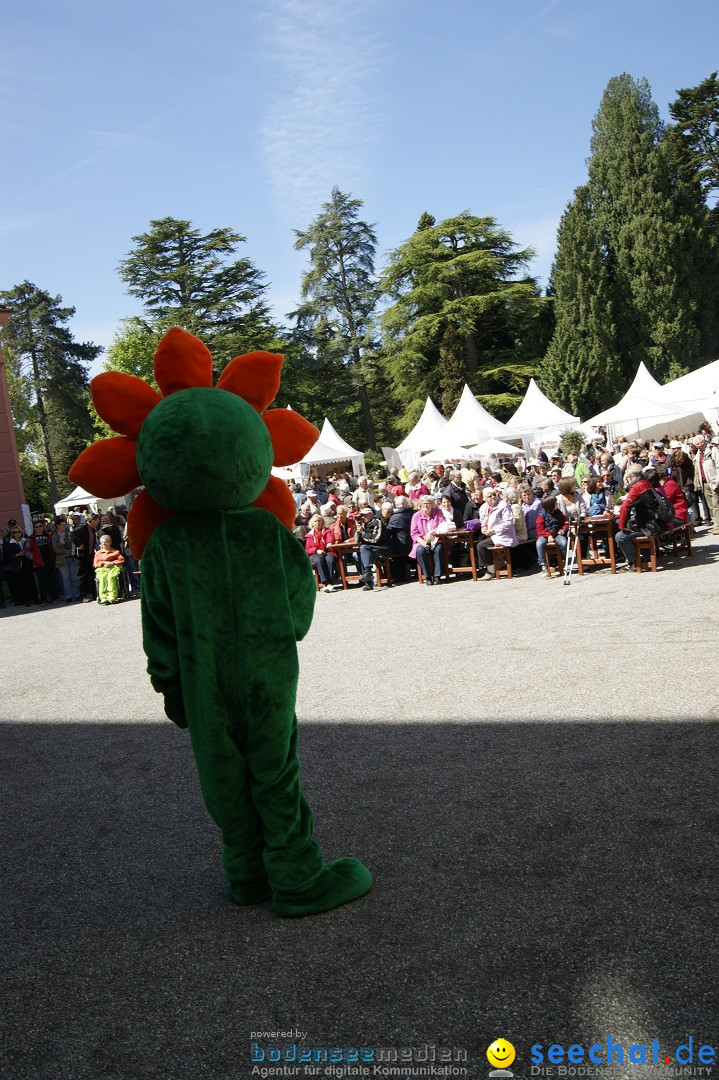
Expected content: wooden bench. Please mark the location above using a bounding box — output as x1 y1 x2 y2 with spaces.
484 539 545 579
630 522 692 573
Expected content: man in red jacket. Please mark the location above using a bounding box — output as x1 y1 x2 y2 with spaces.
615 465 651 570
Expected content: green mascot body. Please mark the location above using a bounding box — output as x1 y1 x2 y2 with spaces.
70 331 371 917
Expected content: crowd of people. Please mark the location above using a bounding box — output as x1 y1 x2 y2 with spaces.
2 429 717 610
292 429 719 588
0 506 137 610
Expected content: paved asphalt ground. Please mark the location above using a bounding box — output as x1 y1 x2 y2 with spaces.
2 533 719 1080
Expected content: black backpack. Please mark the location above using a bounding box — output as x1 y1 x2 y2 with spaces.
630 488 673 536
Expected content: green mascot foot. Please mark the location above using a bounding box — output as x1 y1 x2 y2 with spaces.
227 877 272 906
272 858 372 918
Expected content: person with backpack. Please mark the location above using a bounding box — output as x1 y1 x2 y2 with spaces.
615 465 674 571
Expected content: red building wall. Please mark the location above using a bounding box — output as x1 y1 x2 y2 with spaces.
0 308 29 531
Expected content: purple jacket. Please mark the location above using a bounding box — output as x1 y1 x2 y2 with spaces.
465 501 518 547
409 507 445 559
522 496 542 540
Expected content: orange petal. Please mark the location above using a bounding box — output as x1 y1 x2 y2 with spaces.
216 351 283 412
154 327 213 396
69 437 141 498
263 410 319 466
253 475 296 530
126 489 174 560
91 372 161 438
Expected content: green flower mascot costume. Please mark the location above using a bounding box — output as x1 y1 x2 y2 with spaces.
70 328 372 916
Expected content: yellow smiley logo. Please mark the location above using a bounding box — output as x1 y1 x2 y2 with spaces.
487 1039 516 1069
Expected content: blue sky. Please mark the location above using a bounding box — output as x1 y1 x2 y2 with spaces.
2 0 718 375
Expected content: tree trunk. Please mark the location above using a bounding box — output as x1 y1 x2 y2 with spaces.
29 338 59 505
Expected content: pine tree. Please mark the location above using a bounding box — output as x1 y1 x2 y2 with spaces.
118 217 276 371
540 74 719 414
293 188 382 450
0 282 100 505
540 188 623 416
381 212 544 425
669 71 719 210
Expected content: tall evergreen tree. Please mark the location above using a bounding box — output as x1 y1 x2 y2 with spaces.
540 188 623 416
669 71 719 210
381 212 544 425
0 282 99 505
293 188 382 450
541 74 719 414
118 217 278 371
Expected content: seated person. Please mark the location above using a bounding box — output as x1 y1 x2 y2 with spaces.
465 488 517 580
387 495 416 581
409 494 446 585
503 486 527 542
463 480 484 522
442 471 468 522
93 533 125 604
304 514 341 592
355 504 393 591
584 475 607 515
535 495 568 576
656 466 689 528
614 465 658 570
519 483 542 540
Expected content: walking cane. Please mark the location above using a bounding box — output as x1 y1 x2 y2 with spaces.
563 520 580 585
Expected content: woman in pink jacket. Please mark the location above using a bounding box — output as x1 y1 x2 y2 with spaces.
304 514 341 592
409 495 447 585
465 488 517 579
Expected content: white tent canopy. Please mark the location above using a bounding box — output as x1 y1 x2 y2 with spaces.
396 397 448 452
54 485 129 516
297 432 366 478
508 378 579 434
318 417 361 458
660 358 719 425
418 443 475 465
466 438 523 458
585 362 705 441
442 384 509 443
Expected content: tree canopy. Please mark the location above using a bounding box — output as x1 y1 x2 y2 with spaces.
0 281 99 505
381 212 545 422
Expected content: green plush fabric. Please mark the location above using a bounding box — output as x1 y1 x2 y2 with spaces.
138 385 371 915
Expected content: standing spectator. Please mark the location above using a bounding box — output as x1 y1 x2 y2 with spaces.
29 520 57 604
51 516 81 602
692 434 719 534
5 527 39 605
72 512 99 602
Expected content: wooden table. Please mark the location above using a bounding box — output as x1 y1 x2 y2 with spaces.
572 514 618 574
328 540 392 589
438 528 480 581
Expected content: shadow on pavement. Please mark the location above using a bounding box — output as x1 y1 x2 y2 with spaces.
3 719 718 1079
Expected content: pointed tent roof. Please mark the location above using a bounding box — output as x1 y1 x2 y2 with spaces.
508 379 579 433
660 358 719 411
441 385 504 444
585 362 704 439
319 417 361 457
396 397 448 451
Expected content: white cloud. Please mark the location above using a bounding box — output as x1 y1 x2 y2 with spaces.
258 0 387 225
